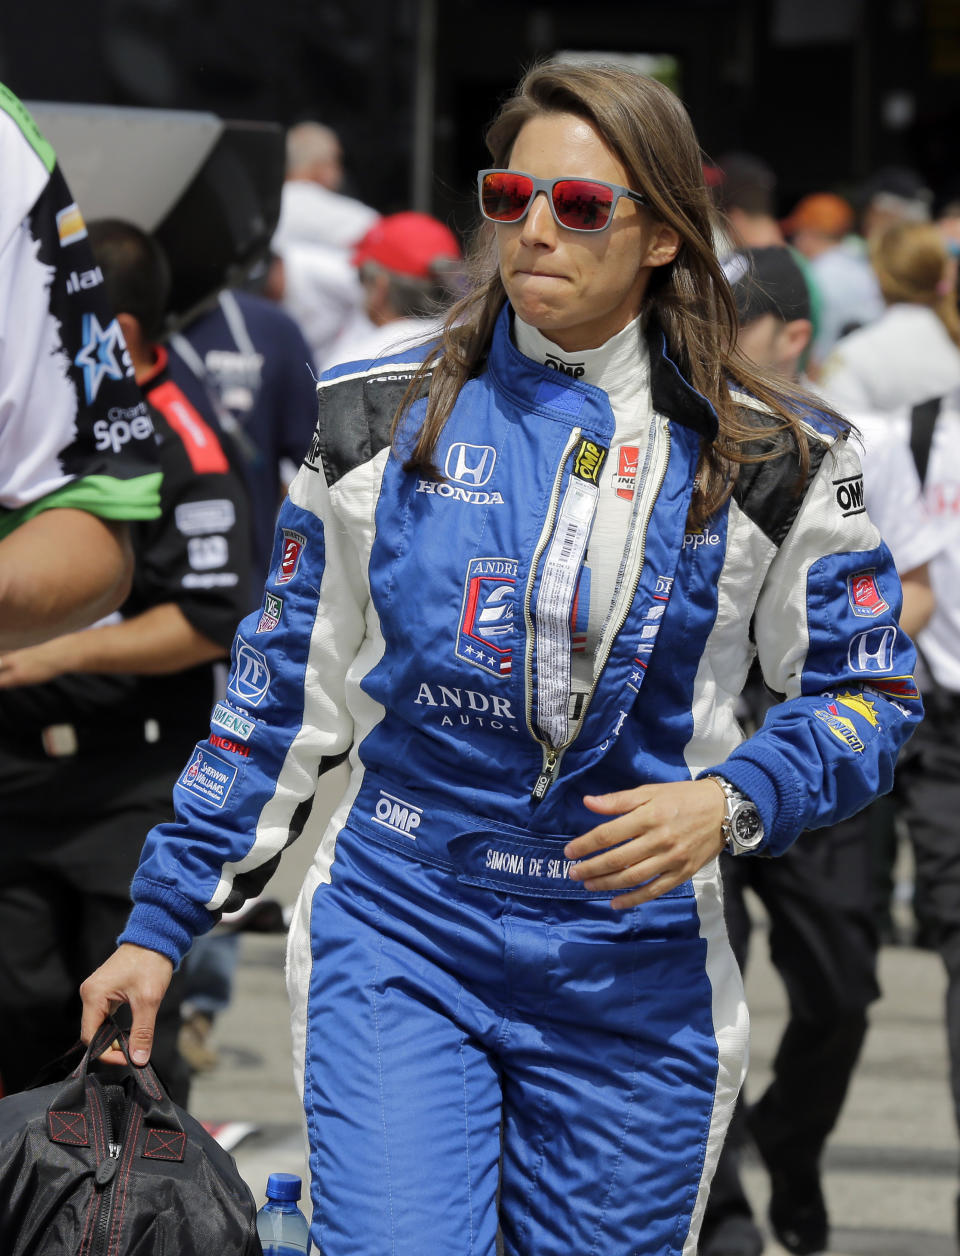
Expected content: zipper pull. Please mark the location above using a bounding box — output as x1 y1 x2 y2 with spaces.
95 1155 119 1187
531 749 558 805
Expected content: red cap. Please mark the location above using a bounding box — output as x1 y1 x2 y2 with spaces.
352 212 461 279
781 192 854 238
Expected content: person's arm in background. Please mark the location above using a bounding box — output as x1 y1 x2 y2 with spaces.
0 600 223 686
0 85 161 649
899 563 934 638
0 511 133 649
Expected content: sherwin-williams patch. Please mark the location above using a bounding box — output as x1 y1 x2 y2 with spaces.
178 748 238 807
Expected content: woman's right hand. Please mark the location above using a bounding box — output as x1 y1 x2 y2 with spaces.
80 943 174 1066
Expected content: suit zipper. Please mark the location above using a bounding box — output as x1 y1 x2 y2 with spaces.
527 417 671 803
524 428 582 801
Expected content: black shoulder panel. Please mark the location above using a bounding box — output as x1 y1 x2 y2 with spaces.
305 366 431 486
730 409 831 548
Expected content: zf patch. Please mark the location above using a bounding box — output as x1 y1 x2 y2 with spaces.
847 570 888 618
456 557 517 677
227 637 271 707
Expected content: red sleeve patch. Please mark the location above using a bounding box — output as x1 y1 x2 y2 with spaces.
148 380 230 474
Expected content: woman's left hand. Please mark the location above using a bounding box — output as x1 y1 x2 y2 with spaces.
564 778 727 909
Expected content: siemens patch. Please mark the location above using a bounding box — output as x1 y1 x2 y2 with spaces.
211 702 257 742
178 748 238 808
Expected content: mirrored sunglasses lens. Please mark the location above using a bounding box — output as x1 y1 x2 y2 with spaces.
552 180 615 230
482 173 533 222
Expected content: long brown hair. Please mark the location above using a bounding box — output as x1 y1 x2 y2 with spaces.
871 220 960 350
394 62 834 527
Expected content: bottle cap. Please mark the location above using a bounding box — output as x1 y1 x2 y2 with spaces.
266 1172 302 1202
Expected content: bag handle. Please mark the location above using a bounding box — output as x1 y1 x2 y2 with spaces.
47 1015 184 1150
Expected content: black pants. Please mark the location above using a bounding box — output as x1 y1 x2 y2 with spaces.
0 735 193 1105
705 805 881 1226
899 691 960 1136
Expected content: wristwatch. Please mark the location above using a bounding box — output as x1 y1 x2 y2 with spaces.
708 776 765 856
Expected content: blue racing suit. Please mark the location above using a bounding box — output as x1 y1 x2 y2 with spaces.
121 306 921 1256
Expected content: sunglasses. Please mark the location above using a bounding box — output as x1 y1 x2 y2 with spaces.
478 168 648 233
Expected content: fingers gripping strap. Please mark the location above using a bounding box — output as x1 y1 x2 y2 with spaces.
49 1015 184 1144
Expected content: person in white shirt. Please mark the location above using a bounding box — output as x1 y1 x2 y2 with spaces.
265 121 381 370
702 246 940 1256
818 221 960 416
321 211 462 370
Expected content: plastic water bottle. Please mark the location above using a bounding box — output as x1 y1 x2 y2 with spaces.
256 1173 312 1254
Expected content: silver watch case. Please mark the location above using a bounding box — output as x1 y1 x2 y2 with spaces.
712 776 765 855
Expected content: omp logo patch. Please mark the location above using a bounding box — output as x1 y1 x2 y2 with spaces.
544 354 585 378
371 789 422 839
573 439 605 485
834 474 865 517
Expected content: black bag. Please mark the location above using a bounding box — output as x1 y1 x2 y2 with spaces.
0 1018 262 1255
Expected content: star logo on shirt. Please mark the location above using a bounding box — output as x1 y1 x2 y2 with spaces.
73 313 133 404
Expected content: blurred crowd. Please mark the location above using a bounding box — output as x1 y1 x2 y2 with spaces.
3 81 960 1256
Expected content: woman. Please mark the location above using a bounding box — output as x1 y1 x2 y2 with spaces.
81 63 919 1256
819 219 960 414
